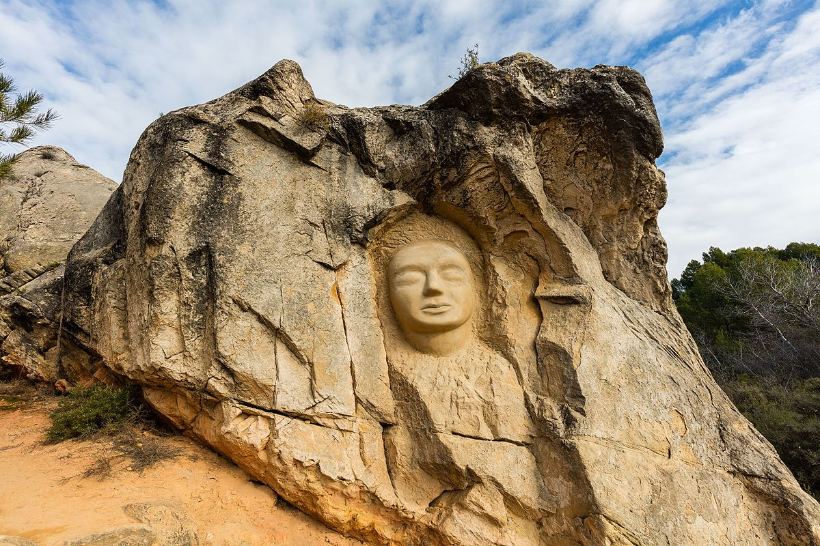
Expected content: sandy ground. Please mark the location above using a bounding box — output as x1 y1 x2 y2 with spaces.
0 389 362 546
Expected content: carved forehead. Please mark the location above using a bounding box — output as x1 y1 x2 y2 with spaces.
388 240 471 273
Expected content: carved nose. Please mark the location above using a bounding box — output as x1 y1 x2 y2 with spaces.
423 271 444 296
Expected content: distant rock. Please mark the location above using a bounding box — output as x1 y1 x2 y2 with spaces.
0 146 116 381
0 146 116 273
59 55 819 545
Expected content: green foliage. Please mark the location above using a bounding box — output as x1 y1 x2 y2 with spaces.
780 242 820 261
673 242 820 380
673 259 736 338
723 375 819 497
450 44 480 80
673 242 820 499
47 384 136 442
0 59 58 179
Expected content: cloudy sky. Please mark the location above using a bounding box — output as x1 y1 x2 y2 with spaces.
1 0 818 276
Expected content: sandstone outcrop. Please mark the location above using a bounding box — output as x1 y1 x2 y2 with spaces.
0 147 116 381
60 55 820 544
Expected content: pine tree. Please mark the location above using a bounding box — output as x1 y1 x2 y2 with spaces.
0 59 57 179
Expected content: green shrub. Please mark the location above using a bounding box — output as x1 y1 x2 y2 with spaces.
47 384 136 442
723 375 819 498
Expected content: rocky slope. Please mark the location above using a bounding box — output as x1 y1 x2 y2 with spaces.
57 54 820 544
0 147 116 381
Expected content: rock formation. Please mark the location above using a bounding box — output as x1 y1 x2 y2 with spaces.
0 146 116 381
59 55 819 544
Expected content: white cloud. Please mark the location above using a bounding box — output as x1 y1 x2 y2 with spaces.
659 4 820 275
1 0 817 279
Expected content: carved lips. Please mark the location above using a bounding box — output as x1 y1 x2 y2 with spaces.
422 302 452 314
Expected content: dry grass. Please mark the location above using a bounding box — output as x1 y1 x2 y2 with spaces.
0 371 183 480
0 376 48 411
298 102 329 130
82 456 113 479
18 379 185 479
77 419 183 480
113 426 182 473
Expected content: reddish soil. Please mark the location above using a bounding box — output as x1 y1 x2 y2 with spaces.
0 387 362 545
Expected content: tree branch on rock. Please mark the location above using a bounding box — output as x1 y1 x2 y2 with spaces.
0 59 58 179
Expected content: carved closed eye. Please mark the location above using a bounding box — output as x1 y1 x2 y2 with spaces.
393 270 425 286
439 265 467 281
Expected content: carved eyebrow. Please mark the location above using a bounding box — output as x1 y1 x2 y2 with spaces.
392 264 425 274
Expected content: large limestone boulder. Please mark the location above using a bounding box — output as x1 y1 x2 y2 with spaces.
61 55 820 544
0 146 116 380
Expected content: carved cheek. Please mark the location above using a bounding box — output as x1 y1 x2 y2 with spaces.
452 282 475 319
391 280 422 316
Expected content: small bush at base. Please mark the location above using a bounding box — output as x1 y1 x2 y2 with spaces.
47 384 135 442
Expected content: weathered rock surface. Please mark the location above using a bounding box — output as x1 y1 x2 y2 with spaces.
61 55 820 544
0 146 116 273
0 147 116 381
59 504 198 546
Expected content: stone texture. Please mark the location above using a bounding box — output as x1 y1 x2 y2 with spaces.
63 527 156 546
0 146 117 274
0 537 38 546
121 503 198 546
0 147 116 381
60 54 820 545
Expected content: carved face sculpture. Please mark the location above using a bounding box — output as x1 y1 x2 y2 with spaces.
388 241 476 337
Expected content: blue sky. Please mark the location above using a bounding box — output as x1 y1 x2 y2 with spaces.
1 0 819 276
